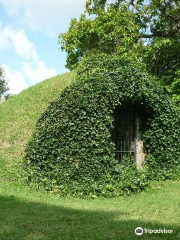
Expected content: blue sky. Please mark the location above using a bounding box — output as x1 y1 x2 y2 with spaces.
0 0 86 94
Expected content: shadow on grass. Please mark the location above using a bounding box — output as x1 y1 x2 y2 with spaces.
0 195 179 240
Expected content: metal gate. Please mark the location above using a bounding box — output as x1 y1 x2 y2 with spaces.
111 106 136 163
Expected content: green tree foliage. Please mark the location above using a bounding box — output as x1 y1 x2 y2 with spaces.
59 3 141 70
24 55 180 197
0 65 8 98
59 0 180 107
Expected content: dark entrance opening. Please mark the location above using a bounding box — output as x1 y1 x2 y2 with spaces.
111 106 136 163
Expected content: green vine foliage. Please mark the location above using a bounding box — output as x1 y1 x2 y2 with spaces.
23 54 180 197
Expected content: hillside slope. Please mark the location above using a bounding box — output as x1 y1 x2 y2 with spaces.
0 72 75 173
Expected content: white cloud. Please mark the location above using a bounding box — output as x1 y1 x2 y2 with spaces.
8 29 38 61
2 64 28 95
0 22 58 94
0 21 11 49
0 0 22 16
0 0 86 36
0 21 38 61
22 61 57 84
2 61 57 95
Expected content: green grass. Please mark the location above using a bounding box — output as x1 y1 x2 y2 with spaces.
0 72 180 239
0 72 75 172
0 179 180 240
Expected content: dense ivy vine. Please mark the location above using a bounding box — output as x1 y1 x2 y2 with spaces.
23 55 180 197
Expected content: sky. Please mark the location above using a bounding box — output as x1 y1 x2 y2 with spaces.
0 0 86 95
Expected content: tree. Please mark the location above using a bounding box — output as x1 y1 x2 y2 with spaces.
0 65 8 98
59 0 180 107
59 3 142 70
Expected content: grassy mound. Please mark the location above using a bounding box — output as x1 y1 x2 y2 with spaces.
0 71 180 239
24 56 180 197
0 72 75 178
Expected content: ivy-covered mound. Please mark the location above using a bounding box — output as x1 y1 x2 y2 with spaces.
24 55 180 197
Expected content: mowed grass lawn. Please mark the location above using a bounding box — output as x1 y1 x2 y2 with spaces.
0 73 180 240
0 179 180 240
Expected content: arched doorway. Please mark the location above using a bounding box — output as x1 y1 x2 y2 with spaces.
111 105 145 168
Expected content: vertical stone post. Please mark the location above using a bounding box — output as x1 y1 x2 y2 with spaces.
135 117 145 169
0 96 5 104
